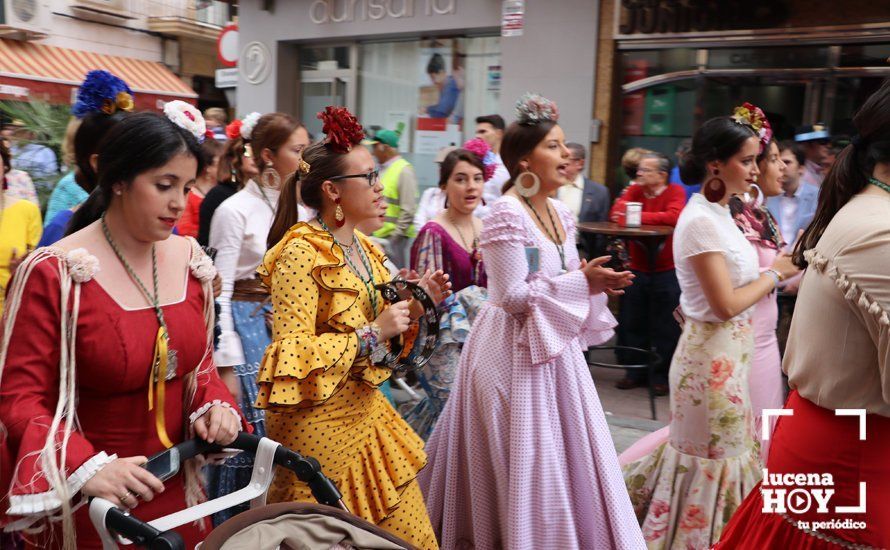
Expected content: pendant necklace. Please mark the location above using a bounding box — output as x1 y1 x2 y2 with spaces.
318 217 379 315
521 196 567 273
101 214 176 448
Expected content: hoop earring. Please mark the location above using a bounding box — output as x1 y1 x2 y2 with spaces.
334 197 345 228
743 182 764 207
703 174 726 203
481 197 487 206
261 165 281 189
515 171 541 198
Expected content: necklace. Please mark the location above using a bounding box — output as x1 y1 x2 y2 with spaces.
446 212 478 252
101 215 176 449
869 176 890 195
317 217 379 315
521 196 567 273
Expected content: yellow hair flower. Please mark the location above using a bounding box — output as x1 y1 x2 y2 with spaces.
116 91 135 112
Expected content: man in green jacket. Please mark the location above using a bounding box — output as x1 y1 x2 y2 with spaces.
365 125 417 267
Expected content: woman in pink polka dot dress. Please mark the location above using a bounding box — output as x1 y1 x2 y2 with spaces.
419 95 645 549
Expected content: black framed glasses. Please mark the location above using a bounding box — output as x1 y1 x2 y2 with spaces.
329 169 380 187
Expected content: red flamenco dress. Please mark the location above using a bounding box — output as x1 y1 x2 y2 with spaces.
0 242 247 549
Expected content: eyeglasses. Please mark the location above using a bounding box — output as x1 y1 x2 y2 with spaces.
330 169 380 187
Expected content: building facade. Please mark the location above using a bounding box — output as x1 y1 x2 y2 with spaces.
236 0 603 189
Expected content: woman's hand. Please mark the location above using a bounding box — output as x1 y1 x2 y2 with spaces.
81 456 165 509
770 253 800 281
212 274 222 298
375 301 412 341
193 404 240 445
581 256 635 296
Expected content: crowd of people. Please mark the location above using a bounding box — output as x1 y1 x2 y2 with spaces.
0 68 887 550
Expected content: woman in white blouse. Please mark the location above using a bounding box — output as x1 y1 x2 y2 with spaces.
206 112 310 525
621 113 799 549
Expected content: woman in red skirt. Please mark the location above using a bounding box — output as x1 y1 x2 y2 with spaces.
716 81 890 549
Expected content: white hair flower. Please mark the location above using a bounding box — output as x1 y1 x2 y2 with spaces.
66 248 100 283
515 93 559 125
163 100 206 142
241 112 262 140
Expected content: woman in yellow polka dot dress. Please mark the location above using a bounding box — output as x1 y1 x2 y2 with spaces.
256 107 441 549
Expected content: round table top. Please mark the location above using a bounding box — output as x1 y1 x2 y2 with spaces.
577 221 674 238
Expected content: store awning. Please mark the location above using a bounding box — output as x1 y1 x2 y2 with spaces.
0 39 197 110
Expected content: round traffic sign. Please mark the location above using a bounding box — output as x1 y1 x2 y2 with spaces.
217 24 239 68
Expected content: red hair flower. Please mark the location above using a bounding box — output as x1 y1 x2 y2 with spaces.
318 106 364 154
462 137 498 182
225 119 243 140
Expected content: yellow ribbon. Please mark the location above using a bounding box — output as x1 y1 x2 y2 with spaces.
147 326 175 449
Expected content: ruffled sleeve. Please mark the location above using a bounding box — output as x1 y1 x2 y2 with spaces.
481 199 612 366
254 236 362 409
0 253 105 521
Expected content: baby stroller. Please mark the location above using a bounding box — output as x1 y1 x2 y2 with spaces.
89 433 415 550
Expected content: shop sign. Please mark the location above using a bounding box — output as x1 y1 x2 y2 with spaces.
617 0 789 36
215 68 238 89
0 85 29 98
501 0 524 37
309 0 456 24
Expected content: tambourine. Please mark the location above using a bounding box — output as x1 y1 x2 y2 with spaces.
373 279 440 374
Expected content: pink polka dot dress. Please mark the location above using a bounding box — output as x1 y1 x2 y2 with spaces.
418 196 646 549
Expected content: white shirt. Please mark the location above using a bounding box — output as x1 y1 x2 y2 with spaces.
209 179 280 366
476 153 509 219
557 174 585 222
674 194 759 322
778 184 802 248
415 187 446 229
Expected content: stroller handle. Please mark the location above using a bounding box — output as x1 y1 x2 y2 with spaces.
144 432 343 507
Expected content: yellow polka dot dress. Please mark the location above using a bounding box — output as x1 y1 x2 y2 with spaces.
256 222 438 549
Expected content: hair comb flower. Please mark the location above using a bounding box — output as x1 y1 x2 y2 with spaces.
163 100 206 143
298 158 311 176
318 106 364 154
240 112 261 140
462 137 497 182
515 93 559 125
225 119 243 140
732 102 773 154
72 70 134 119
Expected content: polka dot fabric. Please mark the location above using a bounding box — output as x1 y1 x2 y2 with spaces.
256 223 437 549
418 197 646 549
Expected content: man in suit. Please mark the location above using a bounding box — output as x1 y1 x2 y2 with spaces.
558 142 610 258
767 140 819 255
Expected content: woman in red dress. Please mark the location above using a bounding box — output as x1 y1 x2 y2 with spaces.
0 105 244 549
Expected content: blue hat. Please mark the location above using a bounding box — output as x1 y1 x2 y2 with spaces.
794 123 830 143
72 70 134 119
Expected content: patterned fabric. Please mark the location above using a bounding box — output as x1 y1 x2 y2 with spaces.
729 197 784 250
204 299 270 526
410 221 486 292
4 170 38 206
398 285 487 440
44 172 87 226
623 317 762 549
419 197 645 549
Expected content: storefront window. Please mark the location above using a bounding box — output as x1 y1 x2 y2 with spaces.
707 46 829 69
301 46 351 71
839 44 890 67
358 37 501 189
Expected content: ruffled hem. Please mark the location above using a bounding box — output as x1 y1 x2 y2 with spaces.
337 402 428 525
6 451 116 517
715 486 883 550
623 442 761 549
804 249 890 327
522 270 595 366
188 399 243 427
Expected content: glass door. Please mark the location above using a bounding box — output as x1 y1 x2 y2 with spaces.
301 77 349 137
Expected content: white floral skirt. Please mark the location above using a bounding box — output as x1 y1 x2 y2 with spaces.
623 317 762 549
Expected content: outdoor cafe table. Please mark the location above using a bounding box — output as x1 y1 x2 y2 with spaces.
576 221 674 274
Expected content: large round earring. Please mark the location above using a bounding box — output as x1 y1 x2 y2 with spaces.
703 173 726 203
514 171 541 198
743 182 764 207
261 164 281 189
334 197 345 228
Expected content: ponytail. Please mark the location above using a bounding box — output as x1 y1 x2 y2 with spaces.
65 187 109 235
267 171 301 249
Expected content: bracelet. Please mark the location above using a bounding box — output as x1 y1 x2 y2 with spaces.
356 323 382 358
764 269 782 288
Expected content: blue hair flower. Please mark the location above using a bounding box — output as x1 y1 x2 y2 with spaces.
71 70 135 119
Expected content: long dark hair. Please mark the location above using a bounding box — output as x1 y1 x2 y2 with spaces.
267 140 349 249
67 112 205 235
251 113 301 176
680 116 757 186
794 78 890 268
500 120 556 194
73 111 126 194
